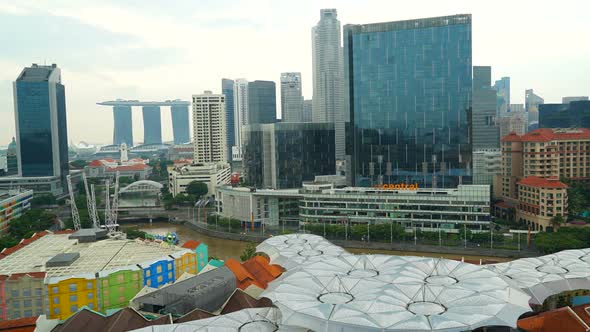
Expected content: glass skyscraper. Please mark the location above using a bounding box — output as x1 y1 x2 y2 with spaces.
344 14 473 188
170 105 190 144
113 105 133 146
247 80 277 124
280 72 304 123
222 78 235 160
13 63 69 187
142 106 162 144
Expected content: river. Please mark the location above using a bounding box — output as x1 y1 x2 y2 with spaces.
129 222 512 262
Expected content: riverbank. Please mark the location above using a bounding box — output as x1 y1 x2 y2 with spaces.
184 221 537 262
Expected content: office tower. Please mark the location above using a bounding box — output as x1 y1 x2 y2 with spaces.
280 73 304 122
562 96 588 104
192 91 227 163
112 105 133 146
525 89 544 126
472 66 499 149
312 9 346 160
232 79 249 160
222 78 235 160
142 106 162 144
494 77 510 117
6 138 17 176
303 99 313 122
13 63 69 187
539 100 590 128
170 104 190 144
242 122 335 189
344 15 472 188
247 80 276 124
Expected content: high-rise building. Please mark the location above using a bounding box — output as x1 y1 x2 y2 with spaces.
242 122 335 189
499 113 528 137
312 9 346 160
142 106 162 145
192 91 227 163
303 99 313 122
562 96 588 104
280 73 303 122
232 79 249 160
6 138 17 176
539 100 590 128
247 80 276 125
222 79 235 160
525 89 544 127
344 14 473 188
473 66 499 149
494 77 510 117
170 104 190 144
112 105 133 146
13 63 69 188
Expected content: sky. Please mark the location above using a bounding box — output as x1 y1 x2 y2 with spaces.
0 0 589 146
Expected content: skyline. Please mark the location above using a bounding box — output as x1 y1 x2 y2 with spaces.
0 0 589 145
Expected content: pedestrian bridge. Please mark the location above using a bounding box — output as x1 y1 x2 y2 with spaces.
118 180 163 208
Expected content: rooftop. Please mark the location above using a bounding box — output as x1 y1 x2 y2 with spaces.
97 100 190 107
0 232 189 279
501 128 590 142
517 176 568 189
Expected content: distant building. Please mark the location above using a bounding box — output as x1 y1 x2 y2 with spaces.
192 91 227 163
85 158 151 180
494 77 510 117
242 122 335 189
539 100 590 129
344 15 472 188
6 138 17 176
280 73 303 123
142 105 163 145
222 79 235 161
499 112 528 137
232 79 249 161
170 104 190 144
112 105 134 146
168 163 231 197
515 176 568 232
247 80 276 125
473 66 500 149
472 148 501 186
302 99 313 122
0 189 33 233
562 96 589 104
13 64 69 192
525 89 544 125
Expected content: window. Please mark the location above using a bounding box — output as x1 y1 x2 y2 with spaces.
119 296 125 303
157 276 163 283
52 297 59 304
156 266 162 273
86 282 92 290
69 294 77 303
53 308 60 315
87 292 93 300
132 273 139 281
168 272 173 279
103 299 109 307
102 280 109 287
70 305 78 313
12 311 20 319
11 289 19 297
24 310 32 317
68 283 77 292
168 263 173 270
23 288 31 297
145 270 151 277
12 300 20 308
36 299 42 307
34 288 42 296
119 286 125 293
23 300 31 307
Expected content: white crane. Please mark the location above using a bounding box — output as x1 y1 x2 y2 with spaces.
104 178 111 228
90 184 100 229
110 172 120 227
66 175 81 231
82 173 99 228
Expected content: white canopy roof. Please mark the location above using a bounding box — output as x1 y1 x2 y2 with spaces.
256 233 347 270
490 248 590 305
262 255 531 332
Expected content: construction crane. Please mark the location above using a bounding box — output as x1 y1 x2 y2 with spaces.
104 179 111 228
82 173 99 228
66 175 81 231
90 184 100 229
110 172 120 228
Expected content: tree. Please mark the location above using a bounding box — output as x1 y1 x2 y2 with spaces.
550 215 565 230
240 242 258 262
30 194 57 207
186 181 208 199
8 209 57 240
69 160 88 169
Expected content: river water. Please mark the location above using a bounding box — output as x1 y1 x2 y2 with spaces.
130 222 511 262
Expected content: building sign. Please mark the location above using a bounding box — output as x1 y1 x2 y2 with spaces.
373 183 419 190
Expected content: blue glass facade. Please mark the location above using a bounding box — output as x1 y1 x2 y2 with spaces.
142 106 162 144
248 80 277 124
113 105 133 146
171 105 190 144
344 15 472 188
222 78 235 160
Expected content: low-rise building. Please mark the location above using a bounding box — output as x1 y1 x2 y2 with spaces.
0 190 33 234
85 158 151 180
181 240 208 273
0 176 64 196
515 176 568 232
168 163 231 197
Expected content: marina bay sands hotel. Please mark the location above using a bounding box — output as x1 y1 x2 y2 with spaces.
97 99 190 146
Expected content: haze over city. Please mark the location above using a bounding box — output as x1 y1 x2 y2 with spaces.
0 0 589 144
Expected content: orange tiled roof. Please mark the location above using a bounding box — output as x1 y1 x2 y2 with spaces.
518 306 588 332
8 272 46 280
225 256 283 290
181 240 201 250
502 128 590 143
87 160 104 167
518 176 568 189
0 231 51 260
495 201 513 209
0 316 38 332
107 164 147 172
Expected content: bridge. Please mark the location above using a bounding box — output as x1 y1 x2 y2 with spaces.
117 180 163 209
97 99 191 146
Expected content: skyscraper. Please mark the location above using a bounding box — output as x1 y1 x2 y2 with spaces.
192 91 227 163
112 105 133 146
142 105 162 144
539 100 590 128
303 99 313 122
472 66 499 149
222 78 235 160
494 77 510 117
232 79 249 160
280 73 304 122
13 63 69 187
525 89 544 129
6 138 17 176
312 8 346 160
247 80 276 125
344 15 473 188
170 104 190 144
